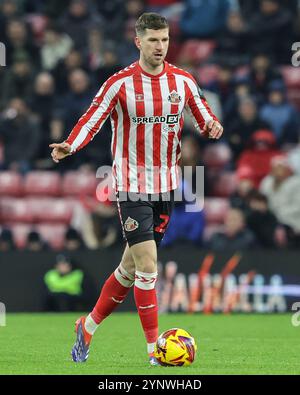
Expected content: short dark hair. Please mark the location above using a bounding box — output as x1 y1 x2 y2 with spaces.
135 12 169 36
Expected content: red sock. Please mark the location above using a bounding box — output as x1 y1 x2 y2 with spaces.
91 265 134 324
134 271 158 344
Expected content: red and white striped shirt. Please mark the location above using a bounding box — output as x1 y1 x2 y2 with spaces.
65 61 218 194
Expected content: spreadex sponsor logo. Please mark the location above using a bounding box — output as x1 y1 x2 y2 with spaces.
132 114 179 124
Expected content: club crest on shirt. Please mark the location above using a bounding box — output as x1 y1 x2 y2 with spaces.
163 125 176 133
135 93 144 102
124 216 139 232
168 90 182 104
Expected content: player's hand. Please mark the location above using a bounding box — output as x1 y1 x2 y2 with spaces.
49 142 72 163
203 120 223 140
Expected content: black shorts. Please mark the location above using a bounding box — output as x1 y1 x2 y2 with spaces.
116 191 174 247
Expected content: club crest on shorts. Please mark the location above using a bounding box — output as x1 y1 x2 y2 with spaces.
168 90 181 104
124 216 139 232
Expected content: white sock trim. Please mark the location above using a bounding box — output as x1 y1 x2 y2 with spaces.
135 271 158 290
84 313 98 335
114 265 135 288
147 342 156 354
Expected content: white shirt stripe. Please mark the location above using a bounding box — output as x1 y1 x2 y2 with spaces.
111 101 124 189
159 75 172 192
125 76 138 192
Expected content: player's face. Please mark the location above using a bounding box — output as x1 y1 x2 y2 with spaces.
136 28 169 68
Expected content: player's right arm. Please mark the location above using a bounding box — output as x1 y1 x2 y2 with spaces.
49 77 120 163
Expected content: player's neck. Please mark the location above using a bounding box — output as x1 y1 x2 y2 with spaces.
138 58 164 76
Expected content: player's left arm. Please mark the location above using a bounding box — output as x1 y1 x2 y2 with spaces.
185 78 223 140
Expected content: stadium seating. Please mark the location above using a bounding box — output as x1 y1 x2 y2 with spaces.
10 224 33 249
0 198 32 223
36 223 67 250
26 198 73 223
178 39 216 65
0 167 232 248
166 40 181 64
0 170 99 248
62 171 98 196
0 197 74 224
24 171 61 196
0 172 23 196
9 222 67 250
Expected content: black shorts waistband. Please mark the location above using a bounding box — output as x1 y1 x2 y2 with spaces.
116 190 174 202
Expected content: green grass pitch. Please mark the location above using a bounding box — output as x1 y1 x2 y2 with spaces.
0 313 299 375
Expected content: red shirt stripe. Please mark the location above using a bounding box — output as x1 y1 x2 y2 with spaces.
119 82 130 191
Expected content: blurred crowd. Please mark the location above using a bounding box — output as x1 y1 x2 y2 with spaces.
0 0 300 251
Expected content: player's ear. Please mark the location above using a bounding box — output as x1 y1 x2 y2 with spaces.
135 36 141 50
